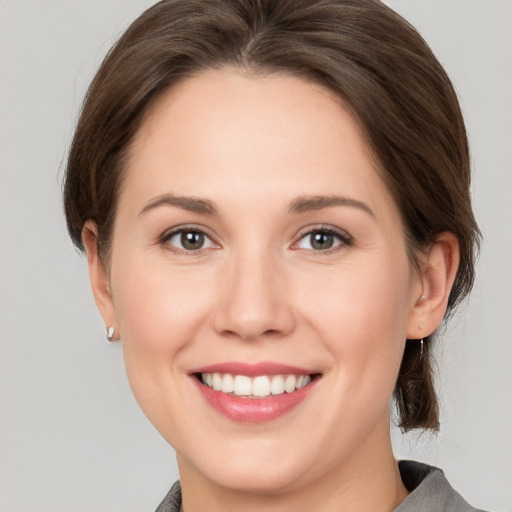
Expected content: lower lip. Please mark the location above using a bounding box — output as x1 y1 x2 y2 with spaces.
192 377 316 423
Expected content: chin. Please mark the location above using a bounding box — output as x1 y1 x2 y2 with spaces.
205 460 309 495
175 435 317 495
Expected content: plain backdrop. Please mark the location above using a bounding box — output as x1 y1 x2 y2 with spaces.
1 1 511 511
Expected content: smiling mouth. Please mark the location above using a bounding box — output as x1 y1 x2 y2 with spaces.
191 363 321 422
196 372 318 398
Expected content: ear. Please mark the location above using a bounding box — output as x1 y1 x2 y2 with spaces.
82 221 118 334
407 232 460 339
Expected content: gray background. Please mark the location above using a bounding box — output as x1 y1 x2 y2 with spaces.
1 1 511 511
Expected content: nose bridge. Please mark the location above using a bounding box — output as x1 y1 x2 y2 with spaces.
212 244 295 340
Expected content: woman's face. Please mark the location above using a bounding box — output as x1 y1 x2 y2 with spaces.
103 70 424 492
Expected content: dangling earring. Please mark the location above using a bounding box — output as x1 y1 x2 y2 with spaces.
106 326 118 342
418 325 424 359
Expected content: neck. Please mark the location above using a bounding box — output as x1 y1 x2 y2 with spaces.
177 418 408 512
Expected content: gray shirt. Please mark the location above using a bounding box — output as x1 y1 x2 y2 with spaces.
155 460 487 512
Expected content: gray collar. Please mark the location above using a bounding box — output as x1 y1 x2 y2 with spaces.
155 460 486 512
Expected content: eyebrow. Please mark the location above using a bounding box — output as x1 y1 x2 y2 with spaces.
139 193 374 218
288 195 375 218
139 194 218 216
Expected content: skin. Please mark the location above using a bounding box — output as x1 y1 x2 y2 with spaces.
83 69 459 512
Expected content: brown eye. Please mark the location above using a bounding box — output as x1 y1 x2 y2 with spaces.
296 228 351 251
165 229 214 251
181 231 205 250
310 231 335 250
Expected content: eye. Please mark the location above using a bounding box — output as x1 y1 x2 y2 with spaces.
163 228 215 252
295 227 351 251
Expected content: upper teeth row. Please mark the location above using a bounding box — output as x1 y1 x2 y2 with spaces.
201 373 311 397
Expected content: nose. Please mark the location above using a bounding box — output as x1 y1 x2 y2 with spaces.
212 250 296 341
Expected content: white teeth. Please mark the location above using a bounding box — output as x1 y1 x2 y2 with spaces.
221 373 234 393
234 375 252 396
270 375 285 395
212 373 222 391
201 372 312 397
297 375 311 389
284 375 296 393
252 376 271 397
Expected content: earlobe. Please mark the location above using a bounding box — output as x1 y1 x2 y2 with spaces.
82 221 118 331
407 232 460 339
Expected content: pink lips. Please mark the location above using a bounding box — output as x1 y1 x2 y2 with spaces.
189 362 318 423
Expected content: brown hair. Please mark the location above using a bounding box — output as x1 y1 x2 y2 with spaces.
63 0 480 431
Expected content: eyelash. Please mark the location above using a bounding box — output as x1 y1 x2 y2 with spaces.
292 225 353 254
159 225 218 255
159 224 353 255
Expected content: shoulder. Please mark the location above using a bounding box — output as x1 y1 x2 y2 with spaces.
395 460 489 512
155 481 181 512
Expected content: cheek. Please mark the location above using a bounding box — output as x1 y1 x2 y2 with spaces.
296 255 412 393
111 251 211 344
108 254 222 440
299 258 412 342
108 251 213 397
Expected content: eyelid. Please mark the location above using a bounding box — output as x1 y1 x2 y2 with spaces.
157 223 352 254
291 224 353 251
159 224 221 253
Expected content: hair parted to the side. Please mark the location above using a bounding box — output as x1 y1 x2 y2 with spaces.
63 0 480 431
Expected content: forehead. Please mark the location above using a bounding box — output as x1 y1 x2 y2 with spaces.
122 69 396 219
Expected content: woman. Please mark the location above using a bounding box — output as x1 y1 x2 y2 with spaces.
63 0 484 510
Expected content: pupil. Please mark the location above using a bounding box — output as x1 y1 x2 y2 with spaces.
311 231 333 250
181 231 204 250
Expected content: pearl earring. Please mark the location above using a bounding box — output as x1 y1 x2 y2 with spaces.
106 326 117 341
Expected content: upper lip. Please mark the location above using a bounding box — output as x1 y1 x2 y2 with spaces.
189 362 317 377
